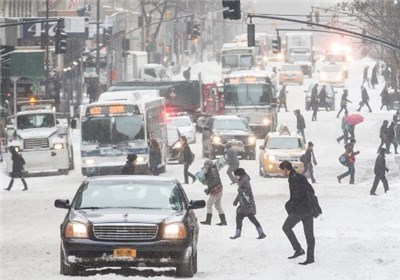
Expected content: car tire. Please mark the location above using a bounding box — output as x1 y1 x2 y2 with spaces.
60 245 79 276
176 251 195 278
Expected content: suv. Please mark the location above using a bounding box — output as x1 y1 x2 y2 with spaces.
258 129 305 177
201 115 257 160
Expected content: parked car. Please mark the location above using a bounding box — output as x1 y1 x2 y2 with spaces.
166 115 197 144
55 175 205 277
305 82 336 111
258 127 306 177
200 115 257 160
167 125 183 163
279 64 304 85
317 63 346 87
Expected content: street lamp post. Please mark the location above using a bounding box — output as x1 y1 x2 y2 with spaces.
10 76 20 130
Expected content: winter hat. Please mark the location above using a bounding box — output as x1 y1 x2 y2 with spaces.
204 159 213 167
234 168 246 177
127 154 137 161
308 141 314 147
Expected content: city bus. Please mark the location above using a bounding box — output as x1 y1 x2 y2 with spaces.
80 93 167 176
222 69 278 138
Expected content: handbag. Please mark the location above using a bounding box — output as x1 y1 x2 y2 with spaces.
307 191 322 218
339 153 348 166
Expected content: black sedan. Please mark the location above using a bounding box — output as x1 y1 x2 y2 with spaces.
55 175 205 277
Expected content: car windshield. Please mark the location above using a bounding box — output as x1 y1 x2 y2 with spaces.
74 180 185 211
267 137 303 149
224 84 273 105
17 113 55 129
81 115 144 145
213 119 249 131
167 117 191 127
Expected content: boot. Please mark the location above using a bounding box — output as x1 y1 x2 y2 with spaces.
230 229 241 239
4 179 14 191
256 227 266 239
216 214 227 226
200 213 212 225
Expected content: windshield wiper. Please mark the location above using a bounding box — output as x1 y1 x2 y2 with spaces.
77 207 107 210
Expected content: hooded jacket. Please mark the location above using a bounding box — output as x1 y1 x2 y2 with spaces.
233 174 256 215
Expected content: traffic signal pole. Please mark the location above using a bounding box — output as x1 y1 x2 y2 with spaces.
247 13 400 52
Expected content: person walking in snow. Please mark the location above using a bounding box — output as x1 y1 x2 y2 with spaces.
230 168 266 240
386 120 398 154
200 159 226 226
301 142 317 184
380 86 390 111
371 63 379 89
278 85 288 112
279 160 316 265
337 110 350 144
225 143 240 185
181 136 196 184
337 89 351 118
4 146 28 191
377 120 389 153
370 148 389 195
318 85 330 111
357 86 372 112
337 138 359 185
294 109 306 143
362 66 370 88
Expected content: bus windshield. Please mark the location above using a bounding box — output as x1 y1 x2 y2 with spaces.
81 115 144 145
222 54 254 69
223 84 273 106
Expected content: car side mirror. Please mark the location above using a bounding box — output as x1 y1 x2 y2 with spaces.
54 199 70 209
189 200 206 209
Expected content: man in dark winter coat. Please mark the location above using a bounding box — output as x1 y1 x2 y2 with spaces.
4 146 28 191
294 109 306 143
278 85 288 112
362 66 370 88
225 143 240 184
181 136 196 183
386 121 398 154
200 159 226 226
279 160 316 265
337 89 351 118
357 86 372 112
377 120 389 153
121 154 137 174
301 142 317 183
380 86 390 111
310 84 319 121
318 85 330 111
370 148 389 195
230 168 266 240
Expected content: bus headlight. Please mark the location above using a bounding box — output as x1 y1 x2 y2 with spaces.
248 136 256 145
212 135 222 145
53 143 64 150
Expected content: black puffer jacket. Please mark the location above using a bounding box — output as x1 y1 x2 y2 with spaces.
233 174 256 215
285 170 314 215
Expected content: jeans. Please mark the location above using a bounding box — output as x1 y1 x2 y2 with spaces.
338 163 355 183
235 213 261 230
183 163 195 183
282 213 315 261
297 129 306 143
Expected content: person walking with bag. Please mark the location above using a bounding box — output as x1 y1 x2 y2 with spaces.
4 146 28 191
279 160 317 265
337 138 359 185
370 148 389 195
357 86 372 112
181 136 196 184
225 143 240 185
200 159 226 226
294 109 306 142
230 168 266 240
278 85 288 112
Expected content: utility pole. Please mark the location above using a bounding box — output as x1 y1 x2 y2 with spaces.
45 0 49 97
96 0 100 76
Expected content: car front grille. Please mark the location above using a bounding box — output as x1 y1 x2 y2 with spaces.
222 135 248 144
24 138 49 149
93 223 159 241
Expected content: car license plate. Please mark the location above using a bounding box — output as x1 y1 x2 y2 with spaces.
113 248 136 257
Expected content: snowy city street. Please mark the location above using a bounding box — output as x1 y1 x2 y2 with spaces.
1 57 399 280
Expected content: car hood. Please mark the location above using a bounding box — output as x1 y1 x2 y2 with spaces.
213 130 250 136
70 208 184 224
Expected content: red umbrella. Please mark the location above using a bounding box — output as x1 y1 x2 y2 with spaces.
346 114 364 126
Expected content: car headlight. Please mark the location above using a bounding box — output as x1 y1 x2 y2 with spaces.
264 154 276 161
53 143 63 150
262 118 271 125
248 136 256 145
136 155 146 163
163 223 187 239
212 135 222 145
12 146 21 152
84 159 95 165
64 222 89 238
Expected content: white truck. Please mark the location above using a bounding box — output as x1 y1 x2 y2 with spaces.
4 100 75 175
285 32 314 76
125 51 148 80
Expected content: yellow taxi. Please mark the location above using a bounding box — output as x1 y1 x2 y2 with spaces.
278 64 304 85
258 127 306 177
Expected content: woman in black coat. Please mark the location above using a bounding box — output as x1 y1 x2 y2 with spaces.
4 146 28 191
230 168 266 240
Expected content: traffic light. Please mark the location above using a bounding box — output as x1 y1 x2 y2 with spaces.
191 23 201 40
272 36 281 54
247 23 255 47
222 0 241 20
315 11 320 23
55 19 67 54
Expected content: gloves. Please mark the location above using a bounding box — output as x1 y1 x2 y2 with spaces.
204 188 210 195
